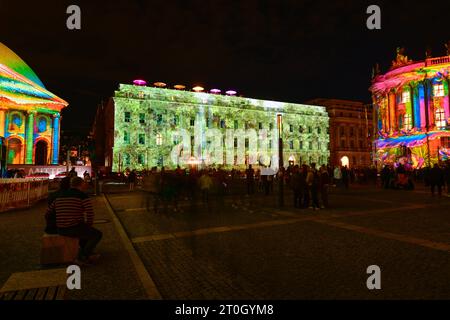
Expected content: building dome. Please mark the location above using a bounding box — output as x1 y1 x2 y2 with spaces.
0 42 46 89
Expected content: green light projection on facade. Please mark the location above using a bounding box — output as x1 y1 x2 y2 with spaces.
112 84 330 171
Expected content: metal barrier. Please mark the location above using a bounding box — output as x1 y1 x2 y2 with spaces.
0 178 49 212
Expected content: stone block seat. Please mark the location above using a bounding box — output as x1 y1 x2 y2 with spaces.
40 233 79 265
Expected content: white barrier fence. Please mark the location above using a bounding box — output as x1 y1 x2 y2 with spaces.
0 178 49 212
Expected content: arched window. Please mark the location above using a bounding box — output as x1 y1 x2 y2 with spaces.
9 112 23 131
37 116 47 133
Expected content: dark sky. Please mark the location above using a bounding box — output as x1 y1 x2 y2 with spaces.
2 0 449 133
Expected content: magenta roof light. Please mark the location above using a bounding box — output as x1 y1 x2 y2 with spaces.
225 90 237 96
210 89 221 94
133 79 147 86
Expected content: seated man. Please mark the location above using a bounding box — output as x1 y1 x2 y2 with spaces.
49 177 102 265
45 177 71 234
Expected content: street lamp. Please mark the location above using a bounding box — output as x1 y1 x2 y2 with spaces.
277 114 284 207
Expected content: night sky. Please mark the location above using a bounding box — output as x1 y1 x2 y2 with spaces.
2 0 449 133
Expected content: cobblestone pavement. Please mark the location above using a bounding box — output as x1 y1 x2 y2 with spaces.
105 182 450 299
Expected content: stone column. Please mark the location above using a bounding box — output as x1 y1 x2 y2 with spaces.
25 111 35 164
52 114 61 165
388 91 396 133
0 108 6 137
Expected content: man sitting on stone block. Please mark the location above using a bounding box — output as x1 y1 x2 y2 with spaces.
49 177 102 265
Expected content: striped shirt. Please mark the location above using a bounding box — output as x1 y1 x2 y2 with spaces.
49 188 94 228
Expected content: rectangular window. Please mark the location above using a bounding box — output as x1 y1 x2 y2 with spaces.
190 118 195 126
350 140 355 148
206 117 210 128
300 141 303 149
340 140 345 148
359 140 363 148
124 131 129 144
434 84 445 97
234 138 238 148
269 123 273 130
234 120 239 129
139 113 145 124
289 124 293 132
220 119 226 129
317 127 321 134
124 112 131 123
402 91 410 103
269 140 272 149
318 142 321 150
245 138 249 148
259 122 263 130
173 115 179 126
289 140 294 149
308 126 312 133
309 141 312 150
138 154 145 164
435 108 446 128
403 114 412 130
138 134 145 145
156 114 163 125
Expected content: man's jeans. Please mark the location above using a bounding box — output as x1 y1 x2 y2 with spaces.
58 223 102 260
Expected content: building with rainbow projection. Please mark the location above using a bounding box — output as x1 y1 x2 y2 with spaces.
370 46 450 169
0 42 68 165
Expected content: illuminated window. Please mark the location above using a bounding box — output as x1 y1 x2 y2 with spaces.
124 153 130 166
124 131 130 144
37 117 47 133
139 113 145 124
435 108 446 128
434 84 445 97
402 91 410 103
403 114 412 130
156 133 163 145
138 91 144 99
138 134 145 145
124 112 130 123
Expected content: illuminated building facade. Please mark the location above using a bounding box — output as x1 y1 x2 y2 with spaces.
307 99 373 168
370 47 450 168
95 83 330 172
0 42 68 165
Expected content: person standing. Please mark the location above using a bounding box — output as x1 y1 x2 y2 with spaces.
245 165 255 195
51 177 102 265
306 163 320 210
199 170 213 204
319 165 330 209
430 163 444 197
342 165 349 189
290 165 302 208
333 165 342 188
128 170 137 191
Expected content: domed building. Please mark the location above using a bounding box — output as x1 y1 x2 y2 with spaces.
0 42 68 165
370 46 450 168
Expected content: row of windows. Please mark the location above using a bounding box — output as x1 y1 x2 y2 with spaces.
399 84 445 104
339 140 371 149
395 108 446 130
123 112 326 133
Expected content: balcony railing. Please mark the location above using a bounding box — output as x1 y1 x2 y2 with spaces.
425 55 450 67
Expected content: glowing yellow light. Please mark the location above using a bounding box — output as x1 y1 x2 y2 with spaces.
192 86 204 92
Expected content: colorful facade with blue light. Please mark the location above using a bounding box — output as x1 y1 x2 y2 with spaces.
0 42 68 165
370 48 450 168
